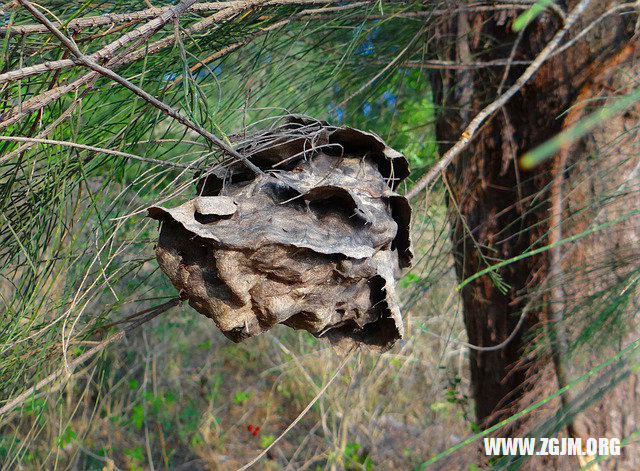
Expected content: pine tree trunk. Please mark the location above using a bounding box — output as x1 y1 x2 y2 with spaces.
430 3 635 428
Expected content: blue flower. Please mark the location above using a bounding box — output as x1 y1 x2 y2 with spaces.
335 107 344 123
362 103 371 117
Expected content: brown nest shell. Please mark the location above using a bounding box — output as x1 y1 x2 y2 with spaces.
148 115 412 353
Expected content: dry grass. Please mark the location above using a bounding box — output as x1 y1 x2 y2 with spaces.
0 191 475 470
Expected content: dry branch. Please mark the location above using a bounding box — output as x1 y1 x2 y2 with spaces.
0 76 100 161
1 0 200 84
400 58 531 69
16 0 263 176
0 0 344 35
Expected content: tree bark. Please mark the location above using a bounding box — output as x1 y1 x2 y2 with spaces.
430 2 635 429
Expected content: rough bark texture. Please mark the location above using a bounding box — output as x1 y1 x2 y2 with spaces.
430 1 636 435
149 116 412 353
534 55 640 470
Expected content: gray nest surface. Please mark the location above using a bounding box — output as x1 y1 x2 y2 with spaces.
148 116 413 353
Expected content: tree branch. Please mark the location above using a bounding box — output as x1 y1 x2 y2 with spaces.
16 0 263 176
405 0 594 200
0 0 196 84
0 0 344 35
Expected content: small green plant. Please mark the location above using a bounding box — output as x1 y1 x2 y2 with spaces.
233 390 250 404
178 404 201 441
57 426 76 448
444 374 471 423
130 404 145 430
124 446 145 471
400 272 420 289
430 401 453 413
276 384 292 398
303 332 318 345
344 442 374 470
260 434 275 448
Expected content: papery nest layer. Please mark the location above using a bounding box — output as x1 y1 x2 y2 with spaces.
148 115 413 353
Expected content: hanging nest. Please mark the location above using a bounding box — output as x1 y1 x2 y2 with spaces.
148 115 413 353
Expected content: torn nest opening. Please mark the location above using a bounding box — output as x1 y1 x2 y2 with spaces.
148 115 413 353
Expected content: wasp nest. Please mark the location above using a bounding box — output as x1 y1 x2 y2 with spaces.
148 116 412 353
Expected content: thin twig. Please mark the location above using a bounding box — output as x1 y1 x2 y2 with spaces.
238 348 355 471
1 2 539 36
0 73 94 129
0 298 180 418
0 136 193 168
405 0 594 200
497 24 526 94
336 24 427 109
455 10 472 125
0 0 343 35
307 4 541 22
361 58 533 69
0 0 196 84
422 304 529 352
89 298 183 335
17 0 263 176
549 2 638 60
